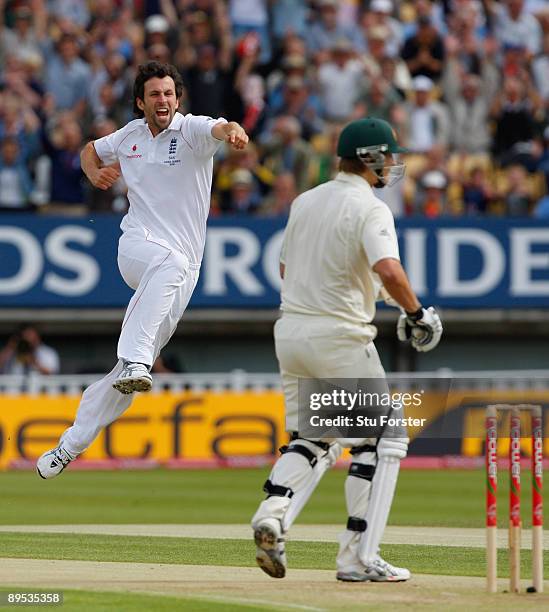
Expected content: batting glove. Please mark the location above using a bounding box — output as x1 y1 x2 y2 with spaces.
397 306 443 352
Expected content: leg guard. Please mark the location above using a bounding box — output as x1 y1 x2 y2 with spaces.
359 437 408 565
251 437 332 529
283 442 342 531
336 442 377 573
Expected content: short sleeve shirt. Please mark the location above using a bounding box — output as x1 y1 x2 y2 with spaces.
280 172 399 327
93 112 226 263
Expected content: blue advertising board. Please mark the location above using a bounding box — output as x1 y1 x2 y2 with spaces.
0 215 548 308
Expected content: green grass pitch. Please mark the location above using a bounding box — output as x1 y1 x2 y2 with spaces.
1 468 547 610
1 467 536 527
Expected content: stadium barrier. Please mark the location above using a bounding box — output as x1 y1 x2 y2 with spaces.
1 371 547 470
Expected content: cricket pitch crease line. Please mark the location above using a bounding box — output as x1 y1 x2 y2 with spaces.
196 594 326 612
0 524 547 550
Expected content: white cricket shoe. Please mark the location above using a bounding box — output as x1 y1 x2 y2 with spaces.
253 519 287 579
112 361 152 395
336 556 411 582
36 446 75 479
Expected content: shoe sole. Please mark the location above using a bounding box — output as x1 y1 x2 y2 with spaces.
254 526 286 579
336 572 410 583
112 377 152 395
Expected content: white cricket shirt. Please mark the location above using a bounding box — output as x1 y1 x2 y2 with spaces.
93 112 226 264
280 172 400 329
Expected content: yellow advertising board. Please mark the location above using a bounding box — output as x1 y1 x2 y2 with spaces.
0 389 547 469
0 391 285 469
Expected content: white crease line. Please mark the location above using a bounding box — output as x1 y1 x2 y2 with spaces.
196 594 326 612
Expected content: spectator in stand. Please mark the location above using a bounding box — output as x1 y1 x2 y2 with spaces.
0 0 47 61
0 137 34 211
361 77 402 124
215 144 274 210
401 13 445 81
260 172 297 217
308 121 343 187
445 6 482 75
414 169 448 217
267 53 308 111
41 115 86 213
271 0 309 44
0 90 41 163
379 55 410 99
144 14 177 55
402 76 450 153
261 115 313 192
178 6 231 60
223 168 262 214
442 32 501 140
183 44 236 118
363 0 403 58
306 0 365 59
317 38 367 123
0 324 60 375
237 74 267 139
0 0 544 221
532 33 549 103
50 0 90 28
501 42 532 81
361 24 412 92
462 166 494 215
267 76 324 141
229 0 271 63
88 52 131 121
44 33 91 117
449 0 488 39
446 74 491 155
492 0 543 56
401 0 447 39
2 52 46 114
500 164 535 216
491 76 540 164
147 42 171 64
83 82 130 135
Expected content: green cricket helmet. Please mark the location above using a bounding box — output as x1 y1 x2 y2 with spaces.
337 117 407 187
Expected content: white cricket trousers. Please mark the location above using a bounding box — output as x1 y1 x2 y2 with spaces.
275 313 386 433
61 228 200 456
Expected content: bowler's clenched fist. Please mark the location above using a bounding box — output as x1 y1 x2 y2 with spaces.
90 165 121 190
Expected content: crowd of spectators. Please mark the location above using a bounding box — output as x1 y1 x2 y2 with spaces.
1 0 549 218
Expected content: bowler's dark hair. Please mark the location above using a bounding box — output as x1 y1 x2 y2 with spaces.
133 61 184 117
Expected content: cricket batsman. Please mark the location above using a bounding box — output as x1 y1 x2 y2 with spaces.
251 117 442 582
36 61 248 479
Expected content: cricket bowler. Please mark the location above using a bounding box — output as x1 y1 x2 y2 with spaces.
251 117 442 582
36 61 248 479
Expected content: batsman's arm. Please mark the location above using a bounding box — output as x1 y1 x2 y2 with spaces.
374 257 443 352
373 257 420 313
81 142 121 190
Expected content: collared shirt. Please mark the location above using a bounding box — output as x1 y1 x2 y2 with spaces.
280 172 400 330
93 112 226 264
